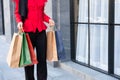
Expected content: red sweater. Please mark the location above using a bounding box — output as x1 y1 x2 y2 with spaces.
14 0 50 32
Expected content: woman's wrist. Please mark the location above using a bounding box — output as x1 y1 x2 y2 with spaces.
49 19 55 27
17 21 24 32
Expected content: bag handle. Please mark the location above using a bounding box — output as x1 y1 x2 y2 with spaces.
18 28 24 34
48 26 55 31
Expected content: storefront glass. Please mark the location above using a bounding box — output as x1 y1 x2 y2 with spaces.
114 0 120 76
76 24 88 64
90 0 108 23
115 26 120 76
90 25 108 71
76 0 109 71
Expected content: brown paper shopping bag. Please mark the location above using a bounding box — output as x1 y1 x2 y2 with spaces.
7 33 22 68
47 31 58 61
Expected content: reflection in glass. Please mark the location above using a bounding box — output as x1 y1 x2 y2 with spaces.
90 25 108 71
114 26 120 75
115 0 120 24
78 0 88 22
76 24 88 64
90 0 108 23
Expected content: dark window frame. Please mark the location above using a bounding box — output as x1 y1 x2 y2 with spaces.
70 0 120 79
0 0 5 34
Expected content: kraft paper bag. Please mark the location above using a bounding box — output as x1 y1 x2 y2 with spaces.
7 33 22 68
46 31 58 62
19 33 32 67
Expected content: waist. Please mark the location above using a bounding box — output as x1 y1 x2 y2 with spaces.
27 13 43 20
23 21 47 32
24 18 44 23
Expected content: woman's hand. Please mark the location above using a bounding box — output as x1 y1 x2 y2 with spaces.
17 22 24 32
49 19 55 27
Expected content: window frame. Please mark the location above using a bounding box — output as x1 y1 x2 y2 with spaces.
70 0 120 79
0 0 5 34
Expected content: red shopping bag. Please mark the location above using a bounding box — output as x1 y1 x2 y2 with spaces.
26 33 38 65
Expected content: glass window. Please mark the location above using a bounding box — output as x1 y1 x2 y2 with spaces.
115 0 120 24
74 0 120 77
90 25 108 71
114 26 120 76
76 24 88 64
78 0 88 22
115 0 120 76
76 0 88 63
90 0 108 23
76 0 109 71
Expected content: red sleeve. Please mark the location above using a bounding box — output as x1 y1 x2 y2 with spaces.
43 13 50 23
14 0 22 23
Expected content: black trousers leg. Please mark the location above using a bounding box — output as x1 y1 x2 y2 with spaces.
24 65 35 80
36 30 47 80
24 32 36 80
24 30 47 80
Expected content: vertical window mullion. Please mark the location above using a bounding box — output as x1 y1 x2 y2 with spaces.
88 0 90 66
1 0 5 34
108 0 115 74
70 0 76 60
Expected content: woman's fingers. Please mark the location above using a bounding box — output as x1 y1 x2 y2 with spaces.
49 19 55 27
17 22 24 32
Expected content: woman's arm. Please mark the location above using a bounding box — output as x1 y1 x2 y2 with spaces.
43 12 50 23
43 6 55 26
14 0 22 23
13 0 23 32
43 13 55 26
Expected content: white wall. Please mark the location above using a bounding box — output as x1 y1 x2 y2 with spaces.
45 0 52 18
3 0 12 41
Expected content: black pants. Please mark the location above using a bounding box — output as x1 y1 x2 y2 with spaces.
24 30 47 80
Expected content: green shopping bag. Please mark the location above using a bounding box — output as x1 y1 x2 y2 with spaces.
19 33 32 67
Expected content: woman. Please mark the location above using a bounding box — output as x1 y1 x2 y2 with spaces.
13 0 55 80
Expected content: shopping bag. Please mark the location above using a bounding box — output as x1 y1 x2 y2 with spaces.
46 30 58 62
19 33 32 67
26 33 38 65
55 30 66 60
7 33 22 68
